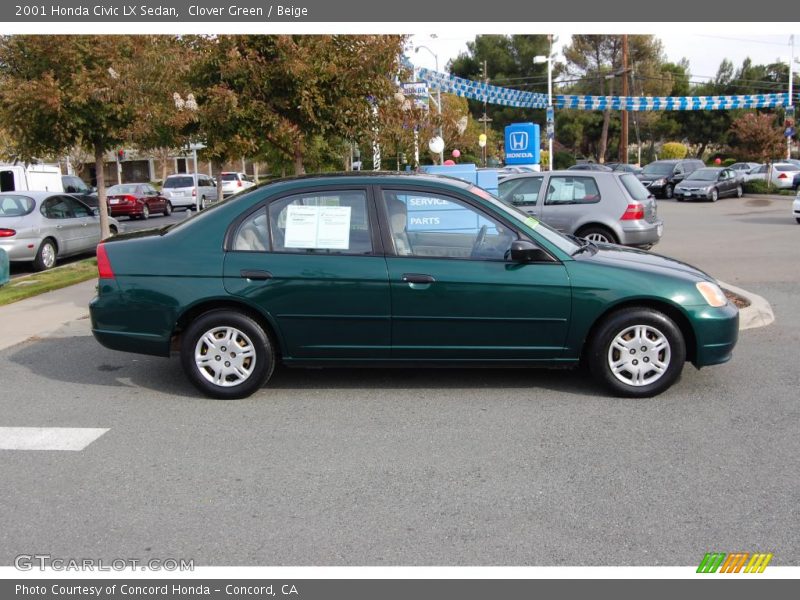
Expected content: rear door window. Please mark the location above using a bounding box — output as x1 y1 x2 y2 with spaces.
545 176 601 205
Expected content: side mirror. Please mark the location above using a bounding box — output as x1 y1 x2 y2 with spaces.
510 240 552 263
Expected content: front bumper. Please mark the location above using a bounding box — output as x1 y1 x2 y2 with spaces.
686 301 739 367
676 188 713 200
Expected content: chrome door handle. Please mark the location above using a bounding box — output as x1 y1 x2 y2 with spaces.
401 273 435 284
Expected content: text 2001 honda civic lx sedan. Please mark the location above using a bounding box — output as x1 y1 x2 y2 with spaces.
89 173 738 399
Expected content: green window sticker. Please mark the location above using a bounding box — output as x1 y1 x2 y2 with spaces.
525 216 540 228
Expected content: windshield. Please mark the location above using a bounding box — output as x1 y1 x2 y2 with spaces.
0 194 35 217
642 162 675 176
163 176 194 188
467 185 580 255
108 184 140 194
686 169 718 181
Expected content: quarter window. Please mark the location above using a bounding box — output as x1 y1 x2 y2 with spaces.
268 190 372 255
499 176 543 206
545 176 601 205
381 190 515 260
232 210 269 252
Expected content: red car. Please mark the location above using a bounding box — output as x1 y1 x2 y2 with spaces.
107 183 171 219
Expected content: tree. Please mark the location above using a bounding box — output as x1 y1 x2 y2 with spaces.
449 35 552 132
186 35 405 178
729 113 785 163
0 35 177 237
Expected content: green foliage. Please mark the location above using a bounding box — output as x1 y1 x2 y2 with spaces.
743 180 770 194
554 151 575 169
660 142 688 159
722 158 736 167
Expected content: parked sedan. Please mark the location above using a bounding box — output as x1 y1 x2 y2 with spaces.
745 162 800 188
107 183 171 219
674 167 742 202
89 173 737 400
498 170 663 248
0 191 120 271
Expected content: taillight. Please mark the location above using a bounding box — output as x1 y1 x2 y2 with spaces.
192 188 197 196
96 243 115 279
237 180 242 187
126 195 138 204
778 173 788 179
0 228 16 237
621 202 645 220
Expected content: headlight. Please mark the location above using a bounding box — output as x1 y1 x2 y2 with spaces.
696 281 727 307
655 178 666 185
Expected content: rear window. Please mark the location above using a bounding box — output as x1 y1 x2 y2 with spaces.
0 195 35 217
221 173 238 181
163 176 194 188
775 164 797 172
619 174 651 201
108 184 140 194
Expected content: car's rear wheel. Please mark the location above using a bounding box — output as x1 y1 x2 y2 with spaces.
33 238 57 271
200 196 206 210
164 201 172 216
587 308 686 398
180 310 275 399
576 225 617 244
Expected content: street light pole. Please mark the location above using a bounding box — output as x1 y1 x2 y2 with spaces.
415 45 444 164
789 35 795 160
534 41 554 171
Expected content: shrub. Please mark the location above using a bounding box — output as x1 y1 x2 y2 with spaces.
539 150 549 169
744 180 770 194
660 142 688 159
722 158 736 167
554 151 575 169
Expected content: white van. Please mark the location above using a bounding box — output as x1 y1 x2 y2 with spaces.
0 163 64 193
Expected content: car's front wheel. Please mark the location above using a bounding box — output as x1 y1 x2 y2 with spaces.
736 185 743 198
709 188 719 202
163 201 172 216
664 184 674 199
141 204 150 220
587 308 686 398
180 310 275 399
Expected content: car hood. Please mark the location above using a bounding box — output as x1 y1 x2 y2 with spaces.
578 243 716 282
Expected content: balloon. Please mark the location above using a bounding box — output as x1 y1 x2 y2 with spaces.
452 149 461 158
714 157 722 165
428 136 445 154
443 159 456 166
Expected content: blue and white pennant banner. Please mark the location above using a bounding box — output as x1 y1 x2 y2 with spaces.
417 68 790 111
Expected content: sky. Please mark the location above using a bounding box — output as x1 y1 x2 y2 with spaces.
408 32 798 89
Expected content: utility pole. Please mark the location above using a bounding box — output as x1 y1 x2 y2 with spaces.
620 34 629 164
788 34 795 160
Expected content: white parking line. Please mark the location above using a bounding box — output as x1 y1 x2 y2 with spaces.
0 427 109 451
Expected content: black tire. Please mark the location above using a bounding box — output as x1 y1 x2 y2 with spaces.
164 201 173 216
180 310 275 399
709 188 719 202
736 185 743 198
200 196 206 210
141 204 150 220
796 217 800 224
108 225 118 237
33 238 57 271
587 308 686 398
676 196 685 202
664 184 674 199
576 225 618 245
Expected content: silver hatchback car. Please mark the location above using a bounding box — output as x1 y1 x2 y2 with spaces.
0 191 120 271
498 170 663 248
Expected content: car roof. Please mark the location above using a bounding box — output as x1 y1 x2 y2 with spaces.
258 171 475 189
498 169 624 182
0 190 66 200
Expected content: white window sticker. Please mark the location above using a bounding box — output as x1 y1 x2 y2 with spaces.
284 204 352 250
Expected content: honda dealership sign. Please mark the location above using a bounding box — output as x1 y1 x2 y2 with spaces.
504 123 540 166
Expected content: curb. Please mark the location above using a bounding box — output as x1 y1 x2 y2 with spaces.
719 281 775 330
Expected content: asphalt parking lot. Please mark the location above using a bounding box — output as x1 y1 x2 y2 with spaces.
0 193 798 566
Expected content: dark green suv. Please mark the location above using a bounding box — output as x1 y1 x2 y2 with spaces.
90 173 738 399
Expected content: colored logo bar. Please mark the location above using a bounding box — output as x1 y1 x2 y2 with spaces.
697 552 773 573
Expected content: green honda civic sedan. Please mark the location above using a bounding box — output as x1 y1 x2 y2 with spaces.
89 172 738 399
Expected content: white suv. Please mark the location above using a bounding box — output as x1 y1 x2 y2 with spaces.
161 173 217 210
220 172 255 197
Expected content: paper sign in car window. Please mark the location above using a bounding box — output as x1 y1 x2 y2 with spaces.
284 204 352 249
316 206 351 249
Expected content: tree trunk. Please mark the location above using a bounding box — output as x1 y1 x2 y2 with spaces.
215 160 224 202
598 109 611 163
95 142 110 239
293 140 305 175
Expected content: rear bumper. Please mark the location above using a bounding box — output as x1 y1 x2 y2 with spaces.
619 220 663 248
0 238 38 262
108 205 143 217
687 301 739 367
89 288 172 357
